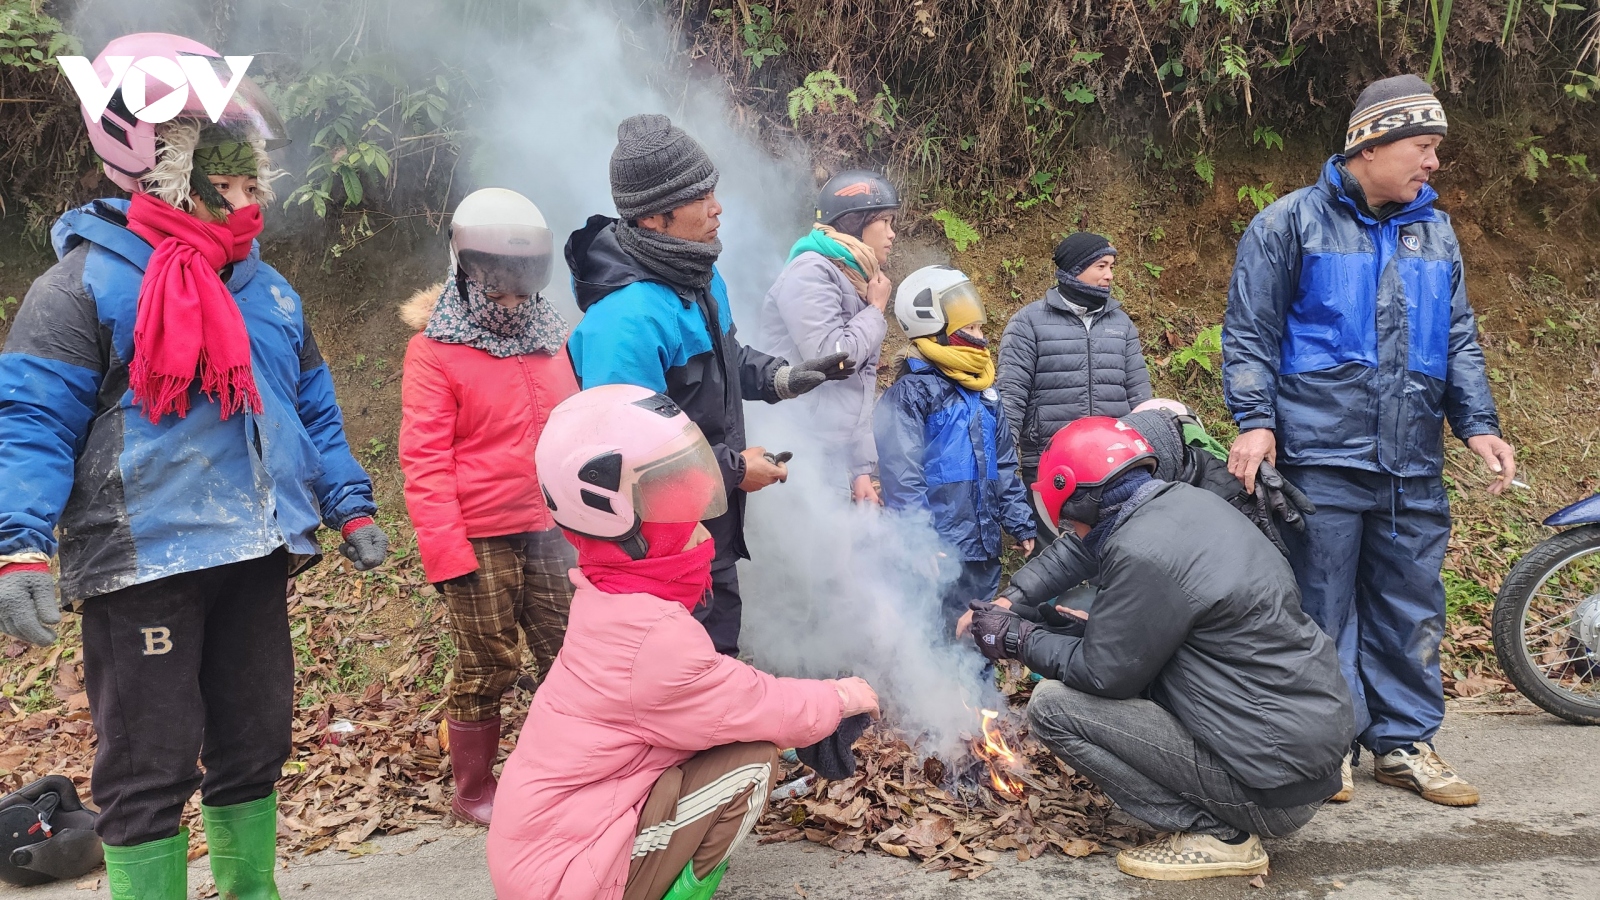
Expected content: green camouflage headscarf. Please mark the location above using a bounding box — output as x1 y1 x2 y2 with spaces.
190 141 257 214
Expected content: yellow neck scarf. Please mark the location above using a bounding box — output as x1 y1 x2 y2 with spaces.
912 338 995 390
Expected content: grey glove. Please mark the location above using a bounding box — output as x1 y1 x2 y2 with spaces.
0 570 61 645
339 523 390 571
773 352 856 399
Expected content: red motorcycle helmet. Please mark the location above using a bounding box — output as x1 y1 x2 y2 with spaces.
1031 417 1157 534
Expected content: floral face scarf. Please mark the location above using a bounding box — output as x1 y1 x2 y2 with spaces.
423 269 568 358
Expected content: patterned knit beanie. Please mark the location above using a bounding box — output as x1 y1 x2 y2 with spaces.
609 114 720 220
1345 74 1448 156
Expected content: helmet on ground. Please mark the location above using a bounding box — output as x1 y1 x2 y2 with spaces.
1032 417 1157 535
75 32 287 193
894 265 985 340
536 384 729 546
0 776 102 887
815 170 900 227
449 188 555 295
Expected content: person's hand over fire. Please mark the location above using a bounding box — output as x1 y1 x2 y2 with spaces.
966 600 1034 662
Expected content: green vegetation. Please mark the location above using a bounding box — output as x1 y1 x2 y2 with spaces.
931 209 982 252
787 70 856 126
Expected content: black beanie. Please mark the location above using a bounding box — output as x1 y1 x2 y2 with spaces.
1053 232 1116 277
610 114 720 220
1345 74 1448 156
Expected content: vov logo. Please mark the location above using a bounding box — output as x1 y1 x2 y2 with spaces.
56 53 254 124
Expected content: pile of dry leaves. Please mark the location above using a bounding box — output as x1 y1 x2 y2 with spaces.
758 688 1151 880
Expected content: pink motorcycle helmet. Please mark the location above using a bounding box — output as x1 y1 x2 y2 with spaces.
535 385 728 542
75 32 287 193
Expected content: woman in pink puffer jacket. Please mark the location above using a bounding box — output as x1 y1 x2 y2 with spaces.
488 385 879 900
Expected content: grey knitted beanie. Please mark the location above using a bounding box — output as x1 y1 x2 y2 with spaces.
1345 74 1448 156
1120 410 1186 483
609 114 720 220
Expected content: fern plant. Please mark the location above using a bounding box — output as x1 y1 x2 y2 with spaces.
787 71 857 126
1170 324 1224 376
930 209 981 252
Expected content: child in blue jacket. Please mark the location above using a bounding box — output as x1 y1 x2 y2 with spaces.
874 266 1036 629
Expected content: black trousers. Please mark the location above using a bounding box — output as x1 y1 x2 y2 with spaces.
699 563 742 657
80 549 294 846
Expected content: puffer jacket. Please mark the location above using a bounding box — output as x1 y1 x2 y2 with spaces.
0 199 375 603
997 289 1151 469
1222 156 1500 476
1022 481 1354 805
486 570 842 900
398 285 579 583
565 217 785 566
756 251 885 479
874 357 1035 561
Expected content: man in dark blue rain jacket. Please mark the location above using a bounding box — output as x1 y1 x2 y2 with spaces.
1222 75 1517 808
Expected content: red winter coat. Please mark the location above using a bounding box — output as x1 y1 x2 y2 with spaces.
399 285 579 582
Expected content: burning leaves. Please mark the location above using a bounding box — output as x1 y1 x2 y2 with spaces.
758 702 1152 879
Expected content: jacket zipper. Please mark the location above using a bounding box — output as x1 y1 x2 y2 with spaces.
1082 312 1094 418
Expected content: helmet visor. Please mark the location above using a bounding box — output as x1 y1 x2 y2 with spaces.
180 55 288 150
634 436 728 524
940 281 986 334
459 246 554 296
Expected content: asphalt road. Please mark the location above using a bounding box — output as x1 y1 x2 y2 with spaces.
9 699 1599 900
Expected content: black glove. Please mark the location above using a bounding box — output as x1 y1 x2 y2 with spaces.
436 570 479 591
968 600 1035 661
773 352 856 399
1255 462 1316 533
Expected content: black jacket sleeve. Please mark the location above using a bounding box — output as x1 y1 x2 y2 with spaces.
1018 554 1198 700
1002 532 1096 606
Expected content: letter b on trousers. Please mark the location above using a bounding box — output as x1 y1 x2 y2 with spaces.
140 626 173 656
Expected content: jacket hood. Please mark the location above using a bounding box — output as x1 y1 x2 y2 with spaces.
400 282 446 331
1319 155 1438 227
51 198 262 287
565 215 651 313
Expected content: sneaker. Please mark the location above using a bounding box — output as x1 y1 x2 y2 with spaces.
1328 753 1354 803
1115 832 1269 881
1374 742 1480 807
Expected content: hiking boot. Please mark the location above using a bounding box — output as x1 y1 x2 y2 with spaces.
1329 752 1354 803
1374 742 1480 807
1115 832 1269 881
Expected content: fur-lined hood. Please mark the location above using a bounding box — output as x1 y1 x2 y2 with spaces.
400 282 446 331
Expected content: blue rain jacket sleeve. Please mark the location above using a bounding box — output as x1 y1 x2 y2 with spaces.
0 257 103 559
1442 247 1500 442
294 326 377 528
873 376 934 520
1222 214 1298 433
995 410 1036 541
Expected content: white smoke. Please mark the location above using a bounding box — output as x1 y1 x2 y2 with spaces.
66 0 995 753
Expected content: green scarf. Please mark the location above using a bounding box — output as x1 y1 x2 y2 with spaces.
788 225 873 279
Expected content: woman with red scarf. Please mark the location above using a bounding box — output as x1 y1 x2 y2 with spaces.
487 385 880 900
0 34 385 898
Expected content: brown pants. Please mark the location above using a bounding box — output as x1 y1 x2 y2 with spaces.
442 529 575 722
623 743 780 900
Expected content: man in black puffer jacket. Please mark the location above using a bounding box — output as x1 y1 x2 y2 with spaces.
997 234 1151 510
965 417 1352 882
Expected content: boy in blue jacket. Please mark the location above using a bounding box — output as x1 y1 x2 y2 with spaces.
874 266 1035 629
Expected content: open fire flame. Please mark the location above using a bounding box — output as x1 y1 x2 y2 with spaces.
976 709 1026 799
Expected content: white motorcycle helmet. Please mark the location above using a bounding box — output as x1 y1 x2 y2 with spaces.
894 265 985 339
449 187 554 295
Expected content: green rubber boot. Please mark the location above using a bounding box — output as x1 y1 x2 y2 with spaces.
103 828 189 900
660 860 729 900
200 792 282 900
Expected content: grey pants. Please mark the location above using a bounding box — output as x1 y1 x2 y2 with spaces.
1027 681 1320 838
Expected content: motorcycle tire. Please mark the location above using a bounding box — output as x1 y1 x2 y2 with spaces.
1491 524 1600 725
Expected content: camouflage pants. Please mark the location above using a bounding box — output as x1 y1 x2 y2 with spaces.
442 529 575 722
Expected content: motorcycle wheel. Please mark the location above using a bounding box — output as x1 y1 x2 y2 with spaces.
1491 524 1600 725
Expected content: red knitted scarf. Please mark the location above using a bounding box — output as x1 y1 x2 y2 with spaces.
124 193 264 423
564 522 715 612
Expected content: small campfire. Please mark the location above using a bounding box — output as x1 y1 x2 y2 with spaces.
759 673 1152 879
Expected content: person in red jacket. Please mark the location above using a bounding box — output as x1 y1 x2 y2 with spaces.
399 188 579 825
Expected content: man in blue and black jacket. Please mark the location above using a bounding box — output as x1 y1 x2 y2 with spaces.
1222 75 1517 808
566 114 850 655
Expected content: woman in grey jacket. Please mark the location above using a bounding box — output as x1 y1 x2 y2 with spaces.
758 171 900 502
998 232 1152 503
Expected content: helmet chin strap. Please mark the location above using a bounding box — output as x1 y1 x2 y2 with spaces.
618 532 650 561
